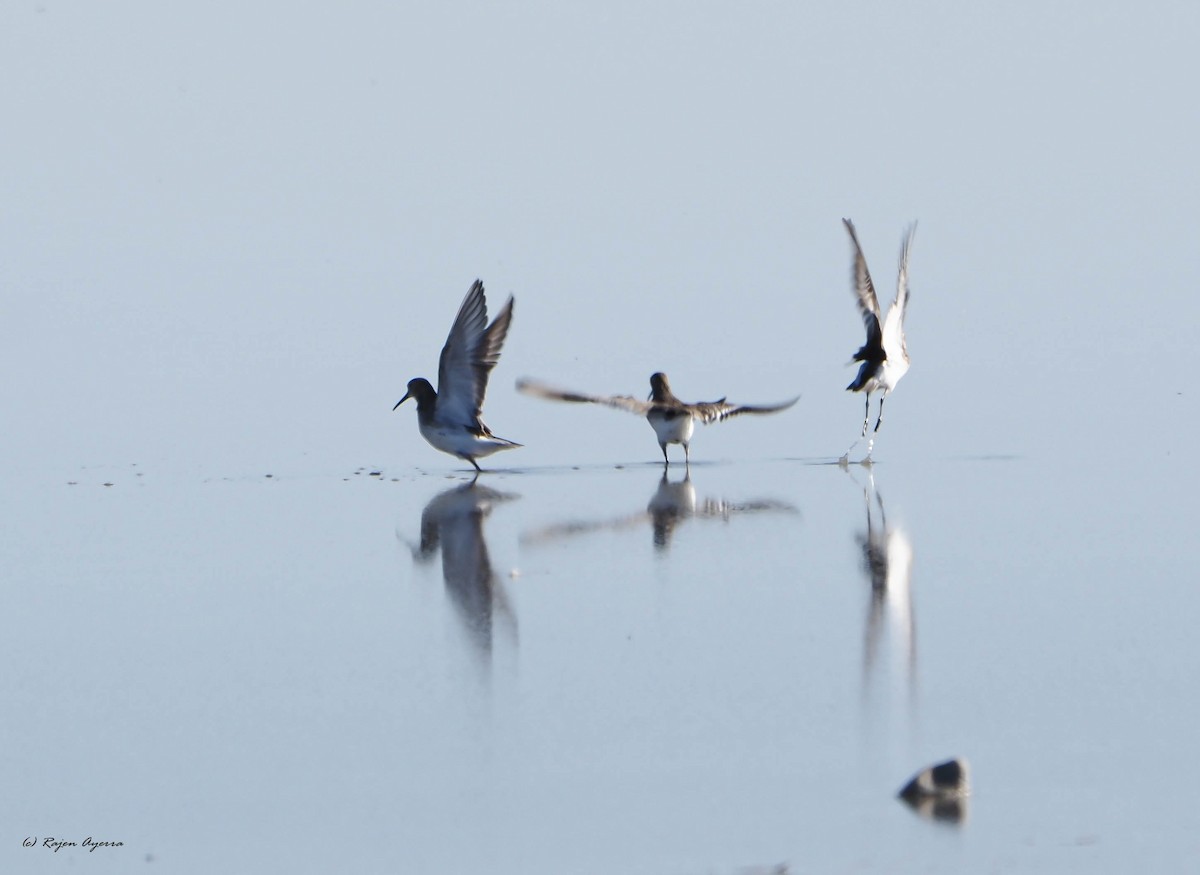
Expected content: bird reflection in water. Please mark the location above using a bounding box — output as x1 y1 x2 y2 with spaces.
848 466 917 712
844 469 961 823
522 469 797 553
406 480 519 663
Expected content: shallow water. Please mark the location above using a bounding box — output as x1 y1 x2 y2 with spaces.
4 450 1196 873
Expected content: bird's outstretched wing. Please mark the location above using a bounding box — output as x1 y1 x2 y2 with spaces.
516 378 654 416
843 218 882 354
688 396 800 426
437 280 514 427
882 223 916 360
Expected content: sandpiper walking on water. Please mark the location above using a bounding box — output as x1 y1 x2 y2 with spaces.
841 219 915 463
394 279 521 472
517 372 798 466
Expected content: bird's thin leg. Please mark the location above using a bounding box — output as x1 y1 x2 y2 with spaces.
660 443 670 467
841 393 868 463
469 457 482 473
873 391 888 433
683 443 691 469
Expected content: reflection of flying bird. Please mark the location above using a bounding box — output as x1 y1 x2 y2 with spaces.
853 470 915 699
517 372 798 466
648 472 799 551
408 481 518 660
521 470 798 553
394 280 521 471
841 219 915 463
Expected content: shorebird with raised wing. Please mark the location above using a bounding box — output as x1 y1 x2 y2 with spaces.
394 279 521 472
841 219 916 463
517 372 798 466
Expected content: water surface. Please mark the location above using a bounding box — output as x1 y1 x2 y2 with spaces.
3 451 1194 873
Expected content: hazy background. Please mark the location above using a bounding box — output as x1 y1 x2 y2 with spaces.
4 1 1197 474
3 2 1199 873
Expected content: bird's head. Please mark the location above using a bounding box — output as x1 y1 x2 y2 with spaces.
393 378 435 411
649 372 672 401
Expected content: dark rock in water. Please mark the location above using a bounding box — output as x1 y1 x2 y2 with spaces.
898 758 970 824
898 757 969 801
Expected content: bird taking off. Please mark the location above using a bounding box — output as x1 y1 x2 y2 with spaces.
517 372 798 467
841 219 915 463
394 279 521 472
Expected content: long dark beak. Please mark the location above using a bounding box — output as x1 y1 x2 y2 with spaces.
392 391 412 411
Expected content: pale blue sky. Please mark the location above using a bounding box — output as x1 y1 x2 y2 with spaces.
2 1 1197 472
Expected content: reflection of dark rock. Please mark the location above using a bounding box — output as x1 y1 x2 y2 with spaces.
410 481 518 662
904 795 968 825
897 758 970 825
521 470 798 553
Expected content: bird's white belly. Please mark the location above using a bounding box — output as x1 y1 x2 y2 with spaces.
420 422 473 456
878 357 910 392
420 422 496 459
647 411 695 445
419 420 514 460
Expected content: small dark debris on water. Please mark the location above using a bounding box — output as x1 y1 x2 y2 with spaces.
369 470 382 477
68 481 78 486
103 482 114 487
265 474 273 478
